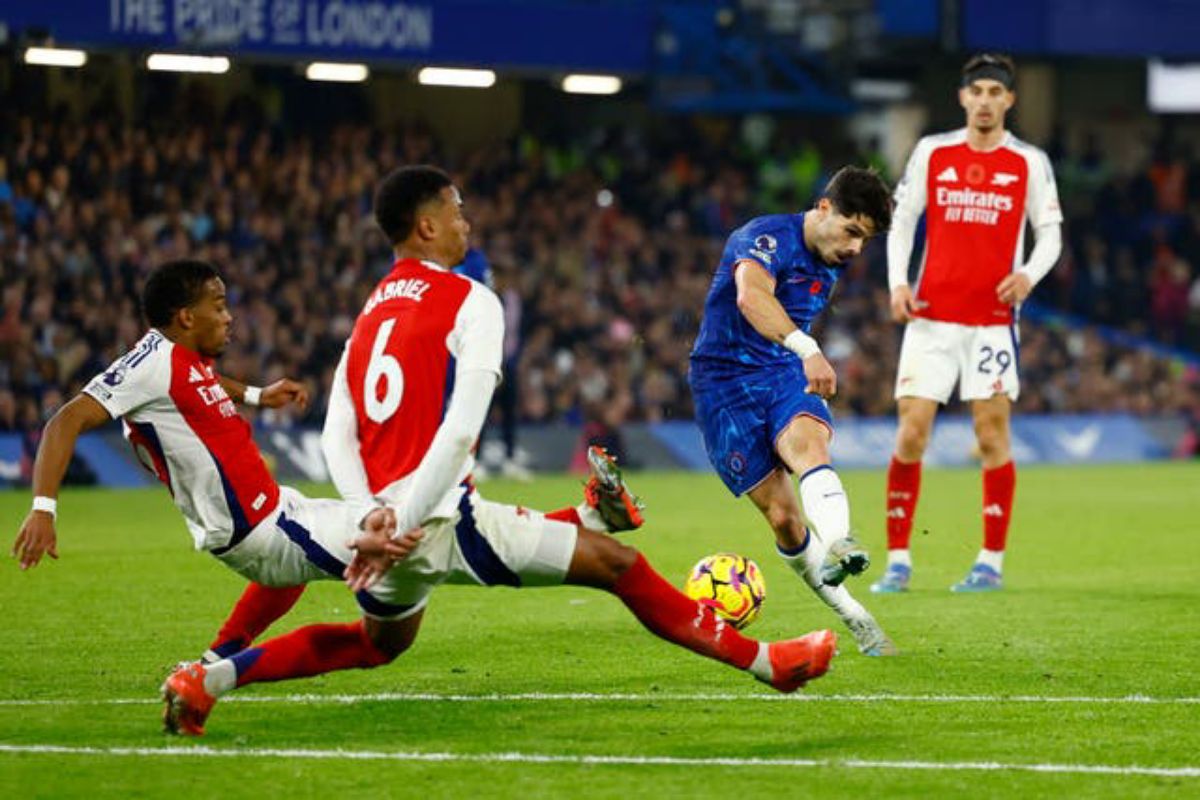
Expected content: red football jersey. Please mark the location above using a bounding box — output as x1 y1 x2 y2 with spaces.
83 329 280 551
328 258 503 499
345 259 472 495
893 129 1062 325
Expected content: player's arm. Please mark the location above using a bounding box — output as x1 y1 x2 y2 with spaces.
217 374 309 411
998 150 1064 305
391 288 504 534
393 372 497 534
734 260 836 398
887 140 931 322
11 394 112 570
343 371 497 589
321 348 373 506
997 222 1062 304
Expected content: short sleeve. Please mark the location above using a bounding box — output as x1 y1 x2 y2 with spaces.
1025 147 1063 228
82 333 171 418
728 219 789 279
449 282 504 376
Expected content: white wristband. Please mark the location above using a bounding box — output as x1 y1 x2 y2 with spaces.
783 329 821 359
32 496 57 518
243 386 263 406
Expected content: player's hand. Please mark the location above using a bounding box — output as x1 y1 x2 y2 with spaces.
996 272 1032 305
12 511 59 570
260 379 310 412
803 353 837 399
889 286 920 323
344 508 424 591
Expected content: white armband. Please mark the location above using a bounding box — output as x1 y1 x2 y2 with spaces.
783 329 821 359
243 386 263 406
32 496 57 518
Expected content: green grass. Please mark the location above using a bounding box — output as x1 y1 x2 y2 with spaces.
2 463 1198 798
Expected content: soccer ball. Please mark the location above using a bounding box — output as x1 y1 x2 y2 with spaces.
683 553 767 630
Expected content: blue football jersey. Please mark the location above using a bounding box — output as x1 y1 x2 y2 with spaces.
453 247 493 288
691 213 839 369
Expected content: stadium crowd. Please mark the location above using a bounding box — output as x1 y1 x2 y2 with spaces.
1 110 1198 447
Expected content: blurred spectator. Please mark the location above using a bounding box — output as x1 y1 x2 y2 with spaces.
0 108 1197 444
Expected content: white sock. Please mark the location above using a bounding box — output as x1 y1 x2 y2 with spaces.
576 502 608 532
748 642 772 681
202 660 237 697
798 466 850 542
887 549 912 568
977 548 1004 572
777 541 867 622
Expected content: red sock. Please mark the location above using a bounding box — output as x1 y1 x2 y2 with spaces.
611 553 758 670
546 507 583 526
982 461 1016 552
209 583 307 658
886 457 922 550
232 621 392 687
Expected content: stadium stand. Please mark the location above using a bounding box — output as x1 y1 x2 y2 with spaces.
1 109 1197 463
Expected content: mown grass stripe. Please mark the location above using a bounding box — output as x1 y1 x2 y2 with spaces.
1 691 1197 707
1 743 1197 778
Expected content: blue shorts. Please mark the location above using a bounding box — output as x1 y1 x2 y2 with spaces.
689 358 833 496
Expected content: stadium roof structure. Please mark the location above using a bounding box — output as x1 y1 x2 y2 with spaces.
1 0 864 114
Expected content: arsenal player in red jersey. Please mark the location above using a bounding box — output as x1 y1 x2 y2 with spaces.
154 166 837 735
874 54 1063 594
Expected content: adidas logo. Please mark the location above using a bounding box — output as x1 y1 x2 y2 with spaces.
983 503 1005 517
936 166 958 182
887 507 907 519
188 366 205 383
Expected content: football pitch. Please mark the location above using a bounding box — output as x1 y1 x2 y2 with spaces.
1 462 1197 798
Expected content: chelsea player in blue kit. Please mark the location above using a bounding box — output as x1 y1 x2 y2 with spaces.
690 167 898 655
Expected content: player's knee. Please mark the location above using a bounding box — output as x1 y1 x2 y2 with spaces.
896 420 931 457
596 537 638 583
975 428 1009 459
763 502 796 537
583 535 638 586
794 439 830 472
568 530 639 588
973 415 1007 447
363 618 418 663
369 637 409 663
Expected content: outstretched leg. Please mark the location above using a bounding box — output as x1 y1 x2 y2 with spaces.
163 611 422 736
203 583 307 661
198 449 641 664
566 529 835 693
757 415 897 656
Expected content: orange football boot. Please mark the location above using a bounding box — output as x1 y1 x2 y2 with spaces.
162 662 218 736
760 629 837 693
583 446 645 532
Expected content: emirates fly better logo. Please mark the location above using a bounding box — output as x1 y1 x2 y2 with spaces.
935 187 1013 225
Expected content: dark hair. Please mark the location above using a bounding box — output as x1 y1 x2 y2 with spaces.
822 166 893 234
962 53 1016 90
142 259 220 327
374 165 454 244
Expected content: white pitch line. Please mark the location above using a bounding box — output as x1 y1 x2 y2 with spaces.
0 744 1197 778
1 691 1198 708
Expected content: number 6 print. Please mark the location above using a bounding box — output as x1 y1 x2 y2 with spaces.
364 319 404 423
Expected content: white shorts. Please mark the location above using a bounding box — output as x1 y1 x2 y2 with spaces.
213 487 578 620
894 318 1020 404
